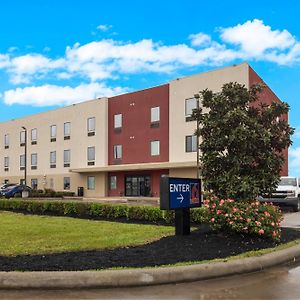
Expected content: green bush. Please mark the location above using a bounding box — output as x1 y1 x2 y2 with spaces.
30 189 75 198
0 199 207 226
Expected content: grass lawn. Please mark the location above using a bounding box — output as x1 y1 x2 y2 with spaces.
0 211 174 256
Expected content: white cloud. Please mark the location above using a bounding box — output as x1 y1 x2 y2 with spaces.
220 19 299 64
3 83 127 107
8 54 65 84
0 54 10 68
97 24 112 32
189 33 211 47
0 19 300 107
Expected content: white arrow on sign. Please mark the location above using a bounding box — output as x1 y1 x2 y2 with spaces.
177 193 184 203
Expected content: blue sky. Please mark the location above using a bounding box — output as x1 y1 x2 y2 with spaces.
0 0 300 175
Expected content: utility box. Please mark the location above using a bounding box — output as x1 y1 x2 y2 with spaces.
77 187 84 197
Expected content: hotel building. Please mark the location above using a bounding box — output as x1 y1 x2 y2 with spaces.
0 63 288 197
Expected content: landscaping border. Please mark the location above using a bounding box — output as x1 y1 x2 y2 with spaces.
0 243 299 289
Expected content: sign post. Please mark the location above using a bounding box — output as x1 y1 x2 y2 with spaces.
160 177 202 236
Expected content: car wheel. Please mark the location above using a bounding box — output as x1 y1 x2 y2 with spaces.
293 197 300 212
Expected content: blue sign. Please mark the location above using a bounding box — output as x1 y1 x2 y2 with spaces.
160 177 201 210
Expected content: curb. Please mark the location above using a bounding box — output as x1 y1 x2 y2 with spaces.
0 243 300 289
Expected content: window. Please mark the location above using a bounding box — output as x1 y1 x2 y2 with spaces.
31 128 37 145
87 176 95 190
4 156 9 171
87 117 95 136
110 175 117 190
31 179 38 190
20 131 26 146
113 145 122 160
151 107 160 123
151 140 160 156
4 134 9 149
20 154 25 170
185 98 197 118
64 177 70 190
64 122 71 139
31 153 37 169
64 149 71 167
87 146 95 165
186 135 197 152
50 125 57 142
50 151 56 168
114 114 122 129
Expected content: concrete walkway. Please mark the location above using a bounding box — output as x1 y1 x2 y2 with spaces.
0 211 299 289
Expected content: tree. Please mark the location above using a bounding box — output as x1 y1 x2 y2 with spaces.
192 82 294 201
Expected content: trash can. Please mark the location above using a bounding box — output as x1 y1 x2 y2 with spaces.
77 187 84 197
22 190 29 198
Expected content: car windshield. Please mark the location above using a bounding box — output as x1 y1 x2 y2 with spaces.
279 178 297 186
4 186 15 191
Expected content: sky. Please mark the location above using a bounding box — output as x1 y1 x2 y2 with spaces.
0 0 299 176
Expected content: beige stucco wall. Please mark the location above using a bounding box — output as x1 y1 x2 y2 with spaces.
0 98 108 197
169 63 249 163
169 167 197 178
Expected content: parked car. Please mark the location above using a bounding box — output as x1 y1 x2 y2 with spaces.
1 185 32 198
258 176 300 212
0 183 17 191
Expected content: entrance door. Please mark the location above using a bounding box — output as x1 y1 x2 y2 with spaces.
125 175 151 196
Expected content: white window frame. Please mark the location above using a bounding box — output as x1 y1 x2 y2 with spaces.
87 146 95 162
20 154 25 168
20 131 26 144
64 122 71 137
31 128 37 142
151 107 160 123
50 151 56 164
87 117 95 132
31 153 38 166
185 97 197 117
64 149 71 163
50 125 57 138
110 175 117 190
113 145 122 159
151 140 160 156
4 157 9 168
4 134 9 147
185 135 197 152
64 177 70 190
87 176 95 190
114 114 122 129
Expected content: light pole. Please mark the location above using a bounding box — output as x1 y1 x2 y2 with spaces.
21 126 27 185
194 93 200 179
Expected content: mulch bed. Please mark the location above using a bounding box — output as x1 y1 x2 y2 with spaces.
1 225 300 271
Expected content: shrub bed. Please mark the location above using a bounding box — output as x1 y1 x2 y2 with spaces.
204 196 283 242
0 199 206 225
30 189 75 198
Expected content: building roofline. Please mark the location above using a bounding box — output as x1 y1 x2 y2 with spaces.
0 97 107 125
170 62 250 83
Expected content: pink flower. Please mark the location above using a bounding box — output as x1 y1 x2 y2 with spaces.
220 199 225 206
217 210 222 215
239 216 244 221
225 213 229 217
255 221 261 226
271 222 275 226
264 211 270 217
258 229 264 235
247 218 251 223
229 221 233 225
233 208 238 212
211 218 215 223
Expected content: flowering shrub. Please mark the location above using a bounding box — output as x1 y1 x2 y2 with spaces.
204 196 283 242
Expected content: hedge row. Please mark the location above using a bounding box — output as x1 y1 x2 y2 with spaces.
30 189 75 198
0 199 207 225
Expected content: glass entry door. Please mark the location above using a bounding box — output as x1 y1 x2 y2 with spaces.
125 175 151 196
